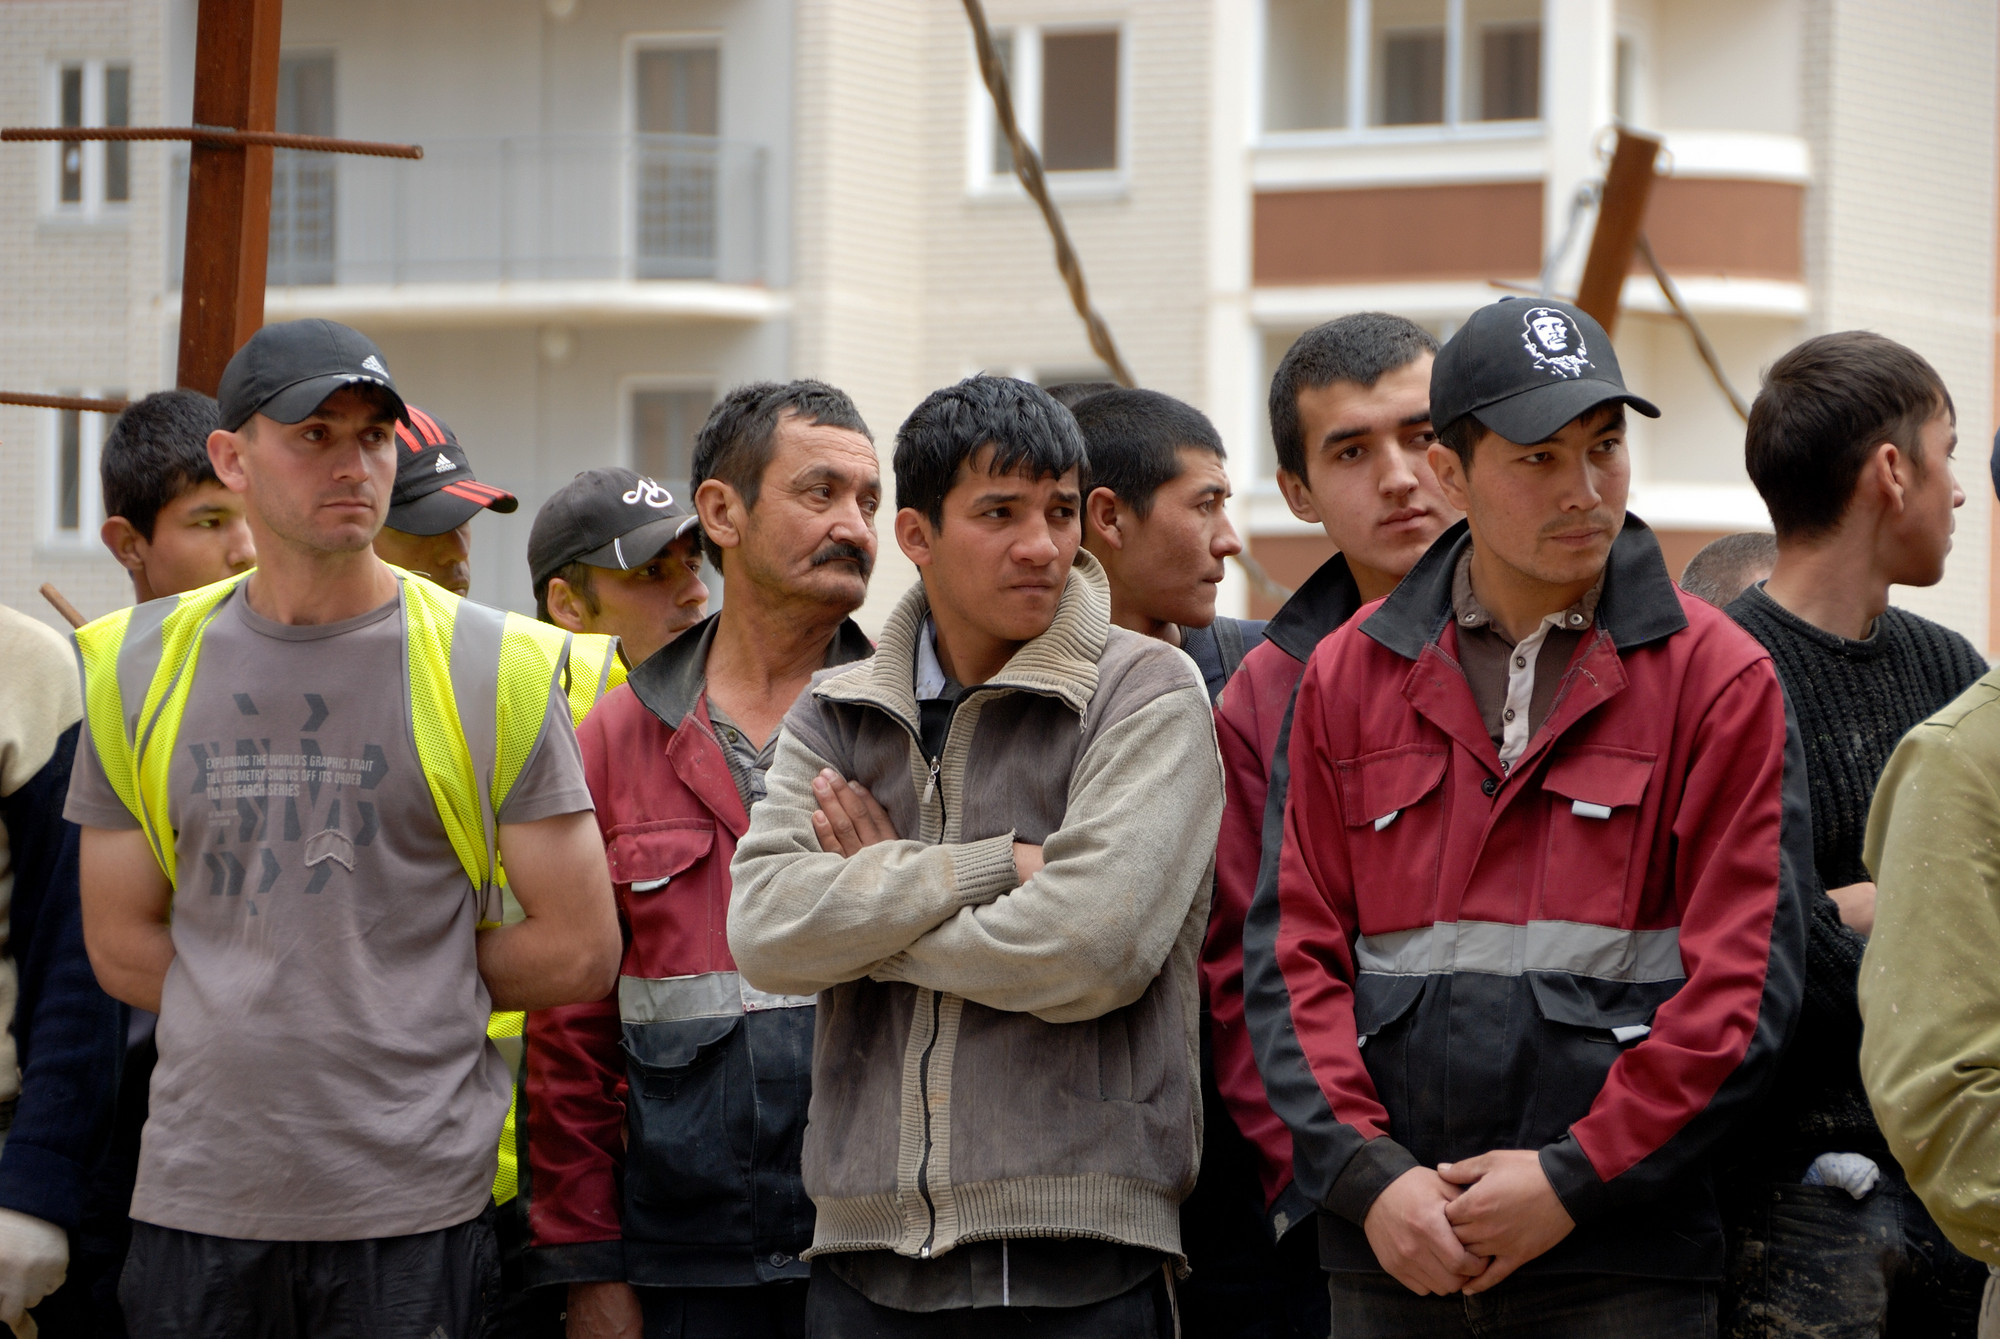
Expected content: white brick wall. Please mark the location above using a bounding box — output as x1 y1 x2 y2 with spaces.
0 0 172 634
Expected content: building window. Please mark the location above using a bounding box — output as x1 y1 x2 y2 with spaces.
978 25 1123 184
634 42 722 278
271 54 336 285
53 61 132 214
629 385 715 503
1262 0 1541 136
49 395 118 541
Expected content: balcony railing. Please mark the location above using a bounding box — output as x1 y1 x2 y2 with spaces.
170 133 767 289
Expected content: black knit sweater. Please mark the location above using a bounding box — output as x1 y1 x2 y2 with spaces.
1726 583 1986 1164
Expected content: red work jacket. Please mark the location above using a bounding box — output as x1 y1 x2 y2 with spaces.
1245 519 1809 1280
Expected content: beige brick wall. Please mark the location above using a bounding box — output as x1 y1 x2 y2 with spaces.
1803 0 1997 647
799 0 1217 627
0 0 172 634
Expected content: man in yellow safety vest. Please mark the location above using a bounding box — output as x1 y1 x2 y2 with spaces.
66 319 621 1338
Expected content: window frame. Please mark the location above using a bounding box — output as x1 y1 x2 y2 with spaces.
45 58 134 220
620 374 718 504
967 19 1129 200
1255 0 1545 146
623 30 726 279
43 394 116 548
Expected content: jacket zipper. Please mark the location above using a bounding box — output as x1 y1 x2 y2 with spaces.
914 988 943 1256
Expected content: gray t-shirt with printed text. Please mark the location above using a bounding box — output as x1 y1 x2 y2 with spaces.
65 589 591 1241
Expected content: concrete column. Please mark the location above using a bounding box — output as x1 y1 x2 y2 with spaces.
1207 0 1255 619
1540 0 1616 296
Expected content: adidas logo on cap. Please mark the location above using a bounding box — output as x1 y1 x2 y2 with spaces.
361 354 388 376
434 455 457 474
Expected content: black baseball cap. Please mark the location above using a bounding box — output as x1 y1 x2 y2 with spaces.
385 405 520 536
1432 297 1659 445
528 467 701 590
217 319 407 432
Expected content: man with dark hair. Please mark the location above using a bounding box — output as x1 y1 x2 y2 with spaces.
528 467 708 668
1677 532 1775 608
371 404 519 598
1043 380 1120 410
69 318 620 1336
1207 313 1454 1338
99 389 255 603
1721 331 1985 1337
728 374 1224 1337
1072 387 1262 698
528 380 880 1339
1248 297 1807 1337
1070 385 1260 1332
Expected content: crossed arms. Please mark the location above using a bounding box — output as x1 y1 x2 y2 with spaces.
727 688 1224 1024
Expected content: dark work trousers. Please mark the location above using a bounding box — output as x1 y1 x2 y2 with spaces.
805 1258 1176 1339
491 1193 563 1339
1178 1027 1330 1339
119 1206 501 1339
1327 1271 1717 1338
1722 1168 1983 1338
641 1281 808 1338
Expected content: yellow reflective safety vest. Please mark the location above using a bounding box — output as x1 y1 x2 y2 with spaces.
488 629 626 1205
74 569 586 1205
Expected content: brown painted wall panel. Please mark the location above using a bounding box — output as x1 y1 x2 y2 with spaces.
1638 178 1803 281
1253 182 1544 287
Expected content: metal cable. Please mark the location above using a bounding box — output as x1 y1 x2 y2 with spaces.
962 0 1134 388
1636 234 1751 422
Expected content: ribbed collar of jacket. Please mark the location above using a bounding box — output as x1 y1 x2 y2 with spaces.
1361 513 1687 661
628 608 875 729
814 549 1113 731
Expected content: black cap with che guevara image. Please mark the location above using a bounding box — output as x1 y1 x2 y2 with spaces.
217 318 408 433
1432 297 1660 445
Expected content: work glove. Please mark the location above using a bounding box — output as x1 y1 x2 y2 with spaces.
0 1209 65 1324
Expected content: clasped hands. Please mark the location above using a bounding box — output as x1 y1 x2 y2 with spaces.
1362 1150 1575 1297
808 770 1043 880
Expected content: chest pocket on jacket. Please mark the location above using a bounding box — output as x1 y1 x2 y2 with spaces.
1337 746 1449 908
1537 749 1655 925
607 821 720 970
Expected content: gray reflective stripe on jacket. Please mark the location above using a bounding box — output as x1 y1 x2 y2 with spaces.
620 970 815 1023
1356 920 1684 984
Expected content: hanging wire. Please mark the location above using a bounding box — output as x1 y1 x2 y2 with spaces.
1539 180 1601 297
1637 234 1751 421
962 0 1135 388
961 0 1295 606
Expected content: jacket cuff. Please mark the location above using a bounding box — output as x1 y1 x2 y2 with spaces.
1269 1179 1317 1242
522 1240 628 1290
951 833 1020 905
1324 1136 1419 1227
0 1142 85 1232
1539 1135 1609 1225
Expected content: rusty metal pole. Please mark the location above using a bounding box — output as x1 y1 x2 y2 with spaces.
1573 128 1663 337
176 0 283 394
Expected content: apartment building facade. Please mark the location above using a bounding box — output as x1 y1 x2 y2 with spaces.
2 0 1994 647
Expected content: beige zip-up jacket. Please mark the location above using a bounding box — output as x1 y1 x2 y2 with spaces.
728 552 1224 1263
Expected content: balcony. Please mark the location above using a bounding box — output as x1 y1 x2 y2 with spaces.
169 133 776 323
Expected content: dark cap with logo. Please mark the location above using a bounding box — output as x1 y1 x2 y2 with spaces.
528 467 700 590
1432 297 1660 445
217 319 408 432
384 405 520 536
